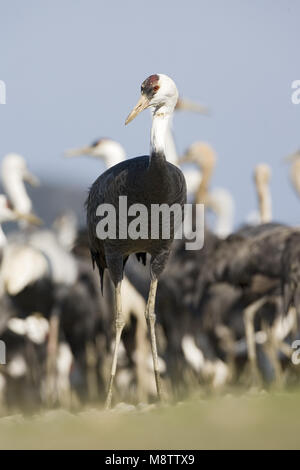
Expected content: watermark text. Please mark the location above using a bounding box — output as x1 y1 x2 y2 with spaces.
291 80 300 105
95 197 205 250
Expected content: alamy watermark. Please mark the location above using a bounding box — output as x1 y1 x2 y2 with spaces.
291 340 300 365
95 197 205 250
291 80 300 105
0 80 6 104
0 340 6 365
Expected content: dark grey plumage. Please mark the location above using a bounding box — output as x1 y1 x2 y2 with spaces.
86 152 187 291
198 225 298 289
85 73 187 407
282 232 300 314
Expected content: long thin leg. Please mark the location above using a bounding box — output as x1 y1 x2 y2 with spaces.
105 281 125 409
243 298 266 386
145 278 163 401
263 323 283 388
86 341 98 401
45 311 60 406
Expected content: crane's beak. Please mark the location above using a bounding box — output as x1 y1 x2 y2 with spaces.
176 98 210 115
64 146 93 157
178 152 191 164
283 151 300 163
14 211 43 226
23 169 40 187
125 95 150 125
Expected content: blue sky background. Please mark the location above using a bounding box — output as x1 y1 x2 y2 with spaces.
0 0 299 226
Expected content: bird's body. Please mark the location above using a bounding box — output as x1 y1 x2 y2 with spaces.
86 74 187 407
87 153 186 288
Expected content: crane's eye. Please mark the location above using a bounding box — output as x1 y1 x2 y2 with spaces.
153 85 159 92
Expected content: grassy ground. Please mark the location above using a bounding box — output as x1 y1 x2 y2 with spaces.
1 390 300 449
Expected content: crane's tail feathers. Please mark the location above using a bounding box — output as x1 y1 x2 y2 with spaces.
91 250 105 294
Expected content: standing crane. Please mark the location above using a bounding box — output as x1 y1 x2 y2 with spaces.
86 74 187 408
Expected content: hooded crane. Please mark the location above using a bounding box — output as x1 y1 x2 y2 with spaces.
86 74 187 408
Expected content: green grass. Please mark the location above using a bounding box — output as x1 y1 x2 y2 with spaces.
1 391 300 449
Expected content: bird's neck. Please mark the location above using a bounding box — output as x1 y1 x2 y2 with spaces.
164 116 179 166
257 183 272 223
101 142 126 168
0 224 7 250
150 109 173 164
195 164 214 204
2 172 32 215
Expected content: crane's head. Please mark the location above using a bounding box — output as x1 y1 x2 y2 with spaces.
125 74 179 125
284 149 300 163
180 142 216 171
1 153 40 187
65 138 126 167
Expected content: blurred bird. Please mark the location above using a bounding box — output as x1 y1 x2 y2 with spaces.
0 195 41 250
254 163 272 224
284 149 300 199
180 142 235 238
1 154 41 227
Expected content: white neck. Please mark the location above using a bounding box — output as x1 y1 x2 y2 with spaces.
0 225 7 250
54 220 77 252
1 171 32 215
151 108 173 156
164 116 179 165
258 184 272 223
184 169 202 194
101 141 126 168
208 188 235 239
291 161 300 196
213 193 234 238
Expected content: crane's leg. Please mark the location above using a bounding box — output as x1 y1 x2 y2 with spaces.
263 323 283 388
145 278 163 401
243 298 266 387
105 281 125 409
45 310 60 406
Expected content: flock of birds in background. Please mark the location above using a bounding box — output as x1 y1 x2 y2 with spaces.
0 73 300 412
